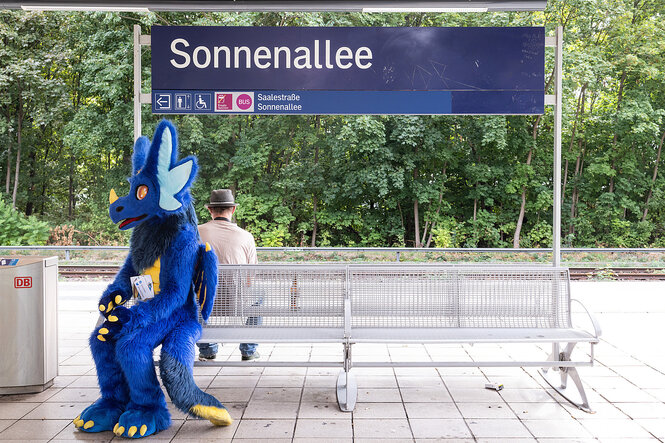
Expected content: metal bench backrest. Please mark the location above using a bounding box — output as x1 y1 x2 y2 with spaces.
208 264 347 329
205 264 571 330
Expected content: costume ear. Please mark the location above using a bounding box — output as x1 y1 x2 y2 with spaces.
159 157 197 211
144 120 198 211
144 120 178 176
132 136 150 175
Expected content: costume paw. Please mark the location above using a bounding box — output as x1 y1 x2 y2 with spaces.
114 407 170 438
95 320 122 342
99 290 129 317
74 398 124 433
107 305 132 325
190 404 233 426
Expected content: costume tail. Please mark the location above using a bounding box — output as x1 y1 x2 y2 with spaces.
159 352 232 426
193 243 218 322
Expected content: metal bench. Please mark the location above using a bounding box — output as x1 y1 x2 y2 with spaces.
198 264 601 413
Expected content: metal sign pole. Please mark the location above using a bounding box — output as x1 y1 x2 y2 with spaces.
553 26 563 267
546 26 563 267
133 26 152 141
549 27 564 400
133 24 141 142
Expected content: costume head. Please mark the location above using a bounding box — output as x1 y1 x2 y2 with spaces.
109 120 198 230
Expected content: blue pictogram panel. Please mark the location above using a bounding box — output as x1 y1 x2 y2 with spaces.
154 93 171 111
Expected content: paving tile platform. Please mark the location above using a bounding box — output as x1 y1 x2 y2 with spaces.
0 280 663 442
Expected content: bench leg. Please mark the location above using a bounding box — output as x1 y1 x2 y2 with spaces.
539 342 594 413
336 343 357 412
336 370 357 412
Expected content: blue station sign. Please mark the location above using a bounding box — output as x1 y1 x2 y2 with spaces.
151 26 544 115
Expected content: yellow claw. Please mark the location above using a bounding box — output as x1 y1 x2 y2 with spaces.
107 301 114 312
113 423 119 433
140 424 147 436
205 242 211 252
83 420 94 430
99 328 109 334
99 304 105 312
108 315 118 322
73 415 82 427
115 426 125 436
97 335 106 342
128 426 137 437
115 295 123 304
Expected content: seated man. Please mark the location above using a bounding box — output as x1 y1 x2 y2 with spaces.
197 189 260 361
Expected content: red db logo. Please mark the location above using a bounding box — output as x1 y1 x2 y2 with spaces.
14 277 32 288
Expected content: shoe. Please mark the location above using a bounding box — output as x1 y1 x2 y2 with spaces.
198 354 216 361
241 352 260 361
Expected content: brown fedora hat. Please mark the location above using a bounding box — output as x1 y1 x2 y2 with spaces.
205 189 238 208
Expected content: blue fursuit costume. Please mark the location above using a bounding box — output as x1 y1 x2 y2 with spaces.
74 121 230 438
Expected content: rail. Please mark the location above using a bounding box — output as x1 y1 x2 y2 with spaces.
3 245 665 261
58 265 665 280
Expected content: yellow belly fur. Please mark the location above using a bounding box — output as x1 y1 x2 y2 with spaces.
142 257 161 295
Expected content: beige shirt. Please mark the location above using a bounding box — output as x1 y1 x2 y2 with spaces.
198 220 258 265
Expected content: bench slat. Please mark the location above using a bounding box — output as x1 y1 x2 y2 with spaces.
349 327 597 344
200 327 345 342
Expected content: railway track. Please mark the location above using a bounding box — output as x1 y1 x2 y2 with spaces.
569 267 665 280
59 265 665 280
60 265 119 278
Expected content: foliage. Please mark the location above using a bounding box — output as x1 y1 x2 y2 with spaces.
48 224 75 245
1 2 665 248
0 197 50 245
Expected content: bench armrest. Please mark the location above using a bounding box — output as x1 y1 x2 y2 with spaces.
570 298 602 339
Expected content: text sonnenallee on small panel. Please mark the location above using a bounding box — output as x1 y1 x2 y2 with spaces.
169 39 373 70
257 103 303 111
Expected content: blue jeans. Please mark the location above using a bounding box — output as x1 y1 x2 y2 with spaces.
197 338 258 358
197 328 260 357
239 314 262 356
197 296 263 358
197 342 219 358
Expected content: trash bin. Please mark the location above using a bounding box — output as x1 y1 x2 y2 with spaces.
0 256 58 394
